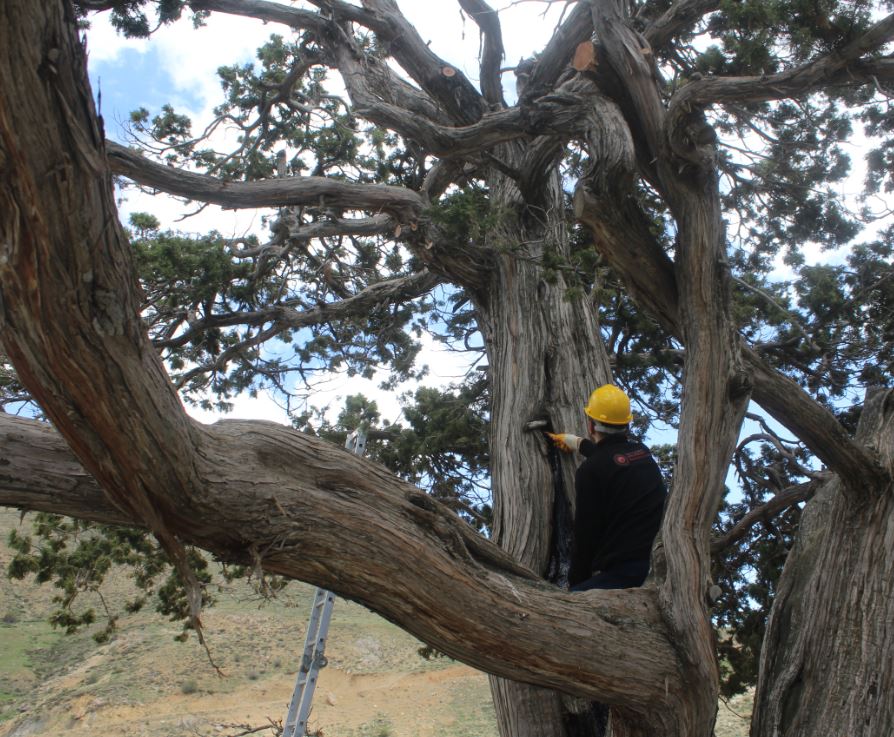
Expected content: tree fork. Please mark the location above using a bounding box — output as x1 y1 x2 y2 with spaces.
472 150 676 736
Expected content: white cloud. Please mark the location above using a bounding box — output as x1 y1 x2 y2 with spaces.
151 14 273 116
186 388 291 425
117 183 274 242
84 15 150 63
88 10 275 124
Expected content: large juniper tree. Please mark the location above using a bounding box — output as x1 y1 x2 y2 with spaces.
1 1 893 736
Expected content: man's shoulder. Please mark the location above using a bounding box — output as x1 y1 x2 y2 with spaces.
580 438 631 469
589 438 659 469
577 442 611 476
607 444 654 468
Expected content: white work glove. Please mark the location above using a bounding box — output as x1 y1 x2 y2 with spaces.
545 432 582 454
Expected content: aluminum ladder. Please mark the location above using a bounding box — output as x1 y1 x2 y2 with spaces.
282 428 367 737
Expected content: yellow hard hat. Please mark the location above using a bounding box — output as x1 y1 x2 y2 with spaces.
584 385 632 426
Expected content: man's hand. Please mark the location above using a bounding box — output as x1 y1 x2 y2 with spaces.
545 432 582 453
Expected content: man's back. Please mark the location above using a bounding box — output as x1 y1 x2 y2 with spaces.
571 434 666 588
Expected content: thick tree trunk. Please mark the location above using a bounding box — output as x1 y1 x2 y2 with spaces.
752 388 894 737
473 159 634 737
479 172 612 578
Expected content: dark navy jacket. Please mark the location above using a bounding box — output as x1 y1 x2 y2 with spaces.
570 434 667 586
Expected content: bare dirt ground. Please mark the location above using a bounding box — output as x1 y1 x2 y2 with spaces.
1 587 496 737
0 510 751 737
38 662 491 737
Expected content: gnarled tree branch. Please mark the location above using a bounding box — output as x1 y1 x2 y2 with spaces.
590 0 668 173
642 0 721 53
573 183 889 492
235 214 396 257
458 0 505 105
0 413 679 707
197 0 456 127
355 0 487 125
107 141 424 220
710 479 823 554
155 269 440 350
520 2 593 102
190 0 328 32
669 13 894 111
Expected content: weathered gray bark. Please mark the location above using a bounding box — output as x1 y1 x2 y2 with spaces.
474 152 616 737
752 388 894 737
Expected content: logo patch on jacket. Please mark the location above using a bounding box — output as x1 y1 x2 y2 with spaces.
613 449 651 466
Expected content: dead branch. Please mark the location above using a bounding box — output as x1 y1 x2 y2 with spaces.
711 479 824 554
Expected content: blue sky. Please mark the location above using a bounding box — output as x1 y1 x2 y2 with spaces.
91 46 203 132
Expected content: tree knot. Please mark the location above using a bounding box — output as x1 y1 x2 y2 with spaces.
728 372 752 401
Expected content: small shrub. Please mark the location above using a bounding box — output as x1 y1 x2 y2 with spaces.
180 680 198 695
359 717 392 737
2 612 19 625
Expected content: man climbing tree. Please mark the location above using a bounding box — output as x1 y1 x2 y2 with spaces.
1 2 893 737
548 385 666 591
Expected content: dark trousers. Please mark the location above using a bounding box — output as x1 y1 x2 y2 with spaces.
566 559 650 736
570 559 650 591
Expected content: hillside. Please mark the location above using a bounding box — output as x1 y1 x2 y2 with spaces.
0 510 751 737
